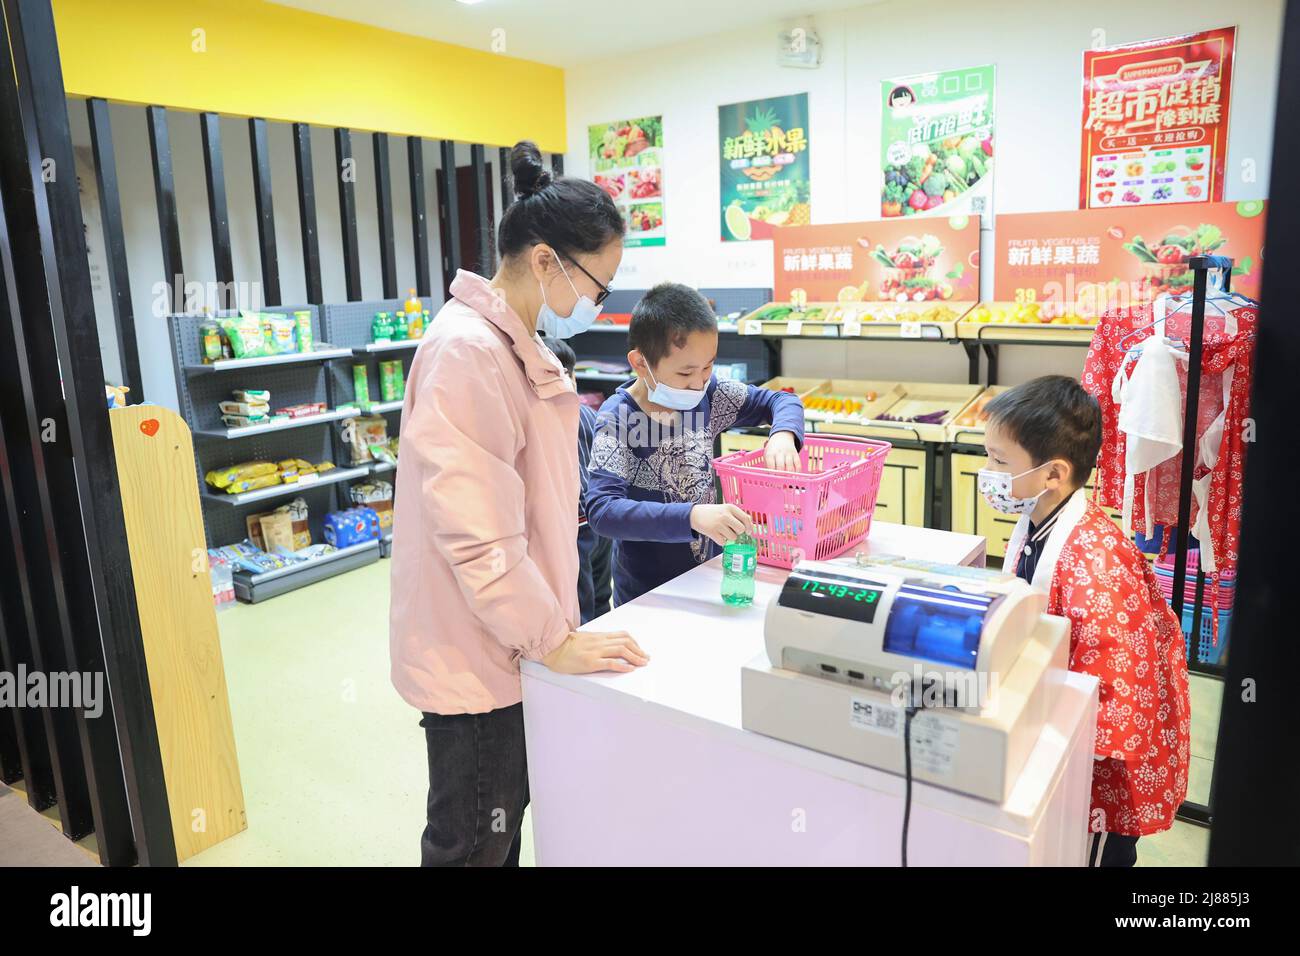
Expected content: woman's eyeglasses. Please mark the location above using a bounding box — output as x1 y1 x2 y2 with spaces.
564 256 614 306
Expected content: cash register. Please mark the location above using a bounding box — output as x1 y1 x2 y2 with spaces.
740 559 1071 802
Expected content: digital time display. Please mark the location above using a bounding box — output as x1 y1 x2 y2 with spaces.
778 571 886 623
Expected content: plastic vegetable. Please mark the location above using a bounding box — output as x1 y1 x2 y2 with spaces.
907 190 928 210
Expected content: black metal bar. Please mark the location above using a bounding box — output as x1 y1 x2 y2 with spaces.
1168 261 1218 622
199 112 235 308
552 152 564 176
407 137 430 298
470 144 491 274
374 133 398 299
498 146 512 213
0 312 57 801
85 98 143 397
293 123 323 305
2 0 177 866
439 140 462 291
981 344 998 386
145 104 183 313
248 117 281 307
335 128 362 301
961 341 980 384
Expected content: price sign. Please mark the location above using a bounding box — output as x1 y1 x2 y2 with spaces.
900 321 922 339
786 320 804 337
843 320 862 337
742 320 762 335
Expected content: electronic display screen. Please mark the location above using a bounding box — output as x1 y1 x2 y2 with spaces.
778 570 885 623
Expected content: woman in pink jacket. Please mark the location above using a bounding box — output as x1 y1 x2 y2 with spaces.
390 142 649 866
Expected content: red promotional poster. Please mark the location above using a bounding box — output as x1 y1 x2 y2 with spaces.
992 199 1265 320
1080 27 1235 209
771 216 980 302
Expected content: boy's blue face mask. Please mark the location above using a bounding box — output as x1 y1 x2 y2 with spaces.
645 364 706 411
537 257 602 339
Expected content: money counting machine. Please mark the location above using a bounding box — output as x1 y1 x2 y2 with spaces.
740 559 1071 802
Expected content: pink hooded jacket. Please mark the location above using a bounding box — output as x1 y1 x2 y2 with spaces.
389 270 579 714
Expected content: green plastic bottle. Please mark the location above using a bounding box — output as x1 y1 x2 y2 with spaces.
721 533 757 606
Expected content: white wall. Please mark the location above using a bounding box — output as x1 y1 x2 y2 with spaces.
563 0 1282 384
67 103 509 410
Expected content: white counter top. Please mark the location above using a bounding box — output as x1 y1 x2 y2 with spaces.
523 521 985 729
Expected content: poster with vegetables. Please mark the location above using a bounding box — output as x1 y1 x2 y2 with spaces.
1080 27 1235 209
589 116 664 247
993 199 1265 319
719 93 811 242
881 65 994 220
772 216 980 302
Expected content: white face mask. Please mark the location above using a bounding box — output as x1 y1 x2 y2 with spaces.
537 256 602 338
644 364 706 411
977 462 1049 515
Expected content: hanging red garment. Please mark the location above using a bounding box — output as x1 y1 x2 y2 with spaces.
1082 301 1257 640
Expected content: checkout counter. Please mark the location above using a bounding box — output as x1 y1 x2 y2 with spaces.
521 522 1100 866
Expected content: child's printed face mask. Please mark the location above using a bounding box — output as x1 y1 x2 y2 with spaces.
977 462 1049 515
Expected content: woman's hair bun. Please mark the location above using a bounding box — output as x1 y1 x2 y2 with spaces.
510 140 553 199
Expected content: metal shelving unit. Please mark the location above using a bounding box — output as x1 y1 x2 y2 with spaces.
168 307 382 602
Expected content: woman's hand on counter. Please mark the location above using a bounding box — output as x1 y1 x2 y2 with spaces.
690 503 752 547
542 630 650 674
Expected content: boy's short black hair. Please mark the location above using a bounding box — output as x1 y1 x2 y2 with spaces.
985 375 1102 487
628 283 717 365
541 335 576 375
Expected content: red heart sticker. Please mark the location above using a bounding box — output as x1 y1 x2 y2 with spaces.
140 418 160 437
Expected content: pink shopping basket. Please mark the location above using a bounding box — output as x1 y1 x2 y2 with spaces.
712 436 891 569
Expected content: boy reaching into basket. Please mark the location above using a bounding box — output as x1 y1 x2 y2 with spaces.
586 283 805 606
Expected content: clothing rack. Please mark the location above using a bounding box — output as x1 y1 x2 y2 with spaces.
1169 254 1234 828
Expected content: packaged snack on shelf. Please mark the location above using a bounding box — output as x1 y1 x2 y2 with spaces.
344 415 387 464
322 507 381 547
293 310 313 353
378 360 405 401
211 540 297 574
350 480 394 529
222 414 270 429
259 510 296 552
263 314 299 354
223 313 272 358
295 543 338 561
232 388 270 404
199 319 223 364
219 399 271 417
353 364 371 405
314 460 336 474
205 460 277 490
247 497 311 551
368 440 398 467
226 471 282 494
273 402 327 419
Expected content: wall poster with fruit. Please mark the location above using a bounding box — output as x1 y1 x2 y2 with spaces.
719 93 811 242
771 216 980 303
880 65 995 221
1079 27 1235 209
590 116 665 247
992 200 1265 321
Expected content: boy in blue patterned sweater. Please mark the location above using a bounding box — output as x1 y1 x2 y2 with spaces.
586 283 805 605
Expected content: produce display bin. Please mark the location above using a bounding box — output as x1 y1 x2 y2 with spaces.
945 385 1011 444
814 381 981 444
795 378 901 427
737 301 845 337
956 301 1097 344
839 300 974 340
757 376 831 397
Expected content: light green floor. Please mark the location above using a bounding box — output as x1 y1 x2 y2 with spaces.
190 559 1216 867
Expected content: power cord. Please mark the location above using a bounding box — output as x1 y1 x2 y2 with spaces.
902 702 919 868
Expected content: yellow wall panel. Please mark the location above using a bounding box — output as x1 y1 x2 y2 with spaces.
52 0 566 151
